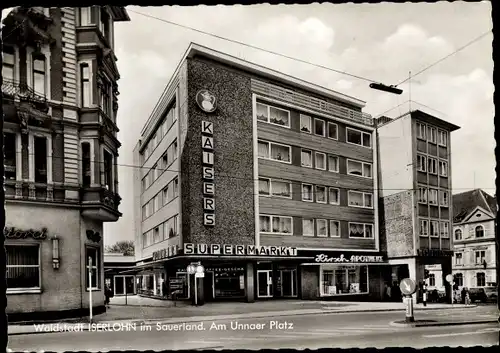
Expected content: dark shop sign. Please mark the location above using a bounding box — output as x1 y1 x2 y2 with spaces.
184 243 298 257
152 245 180 261
4 227 48 240
417 249 453 257
314 253 384 264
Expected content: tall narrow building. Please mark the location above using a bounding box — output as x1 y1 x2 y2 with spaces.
376 110 460 302
2 6 129 320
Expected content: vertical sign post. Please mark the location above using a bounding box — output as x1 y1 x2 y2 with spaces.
89 256 93 323
187 264 196 305
399 278 417 323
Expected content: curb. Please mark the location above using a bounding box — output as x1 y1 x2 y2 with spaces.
7 304 480 336
390 319 498 328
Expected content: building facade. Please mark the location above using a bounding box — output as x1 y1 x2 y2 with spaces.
376 110 460 302
2 6 129 320
132 43 391 303
451 189 497 289
104 254 137 296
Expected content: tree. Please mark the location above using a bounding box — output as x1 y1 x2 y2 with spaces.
105 240 134 256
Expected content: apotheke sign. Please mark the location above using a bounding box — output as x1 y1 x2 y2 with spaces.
184 243 298 257
315 253 384 263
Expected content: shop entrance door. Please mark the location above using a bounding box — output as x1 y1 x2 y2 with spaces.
257 270 273 298
280 269 297 297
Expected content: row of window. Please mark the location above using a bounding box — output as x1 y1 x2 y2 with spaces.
417 187 449 207
451 272 487 288
258 214 374 239
2 47 47 96
259 178 374 209
419 219 450 238
257 140 373 179
454 225 486 240
416 122 448 147
256 102 372 149
143 104 177 163
416 154 448 176
142 139 178 191
6 245 100 291
142 177 179 220
142 214 179 248
454 250 488 266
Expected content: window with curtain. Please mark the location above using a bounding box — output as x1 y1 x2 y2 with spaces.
455 253 463 266
349 223 373 238
302 219 314 236
420 219 429 236
316 219 327 237
259 178 270 196
86 247 100 289
417 155 427 172
80 63 90 107
440 222 449 238
103 149 113 191
328 155 339 172
270 143 290 162
315 153 326 170
314 119 325 136
428 126 437 143
418 187 428 203
256 103 268 122
258 141 269 159
6 245 40 290
430 221 439 237
33 54 46 96
316 186 326 203
347 128 371 148
258 215 292 234
269 106 290 127
2 46 15 82
301 149 312 167
329 221 340 237
475 250 486 264
300 114 311 133
153 227 160 244
82 142 91 186
259 215 271 233
271 180 291 198
302 184 313 201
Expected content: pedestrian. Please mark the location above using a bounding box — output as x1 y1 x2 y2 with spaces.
105 284 112 308
464 288 470 305
461 287 466 304
385 283 392 301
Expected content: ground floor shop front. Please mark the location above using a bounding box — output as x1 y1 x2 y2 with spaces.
132 245 400 303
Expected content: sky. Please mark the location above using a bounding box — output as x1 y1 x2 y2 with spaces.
2 2 496 246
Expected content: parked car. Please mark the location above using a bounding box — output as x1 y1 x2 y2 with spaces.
468 287 488 303
483 287 498 303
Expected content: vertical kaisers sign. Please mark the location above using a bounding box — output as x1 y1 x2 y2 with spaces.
201 120 215 226
197 89 217 227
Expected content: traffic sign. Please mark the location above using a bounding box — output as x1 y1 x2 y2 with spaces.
445 274 453 283
196 265 205 274
195 272 205 278
399 278 417 296
187 264 196 274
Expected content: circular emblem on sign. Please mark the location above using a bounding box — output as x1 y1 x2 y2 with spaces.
196 89 217 113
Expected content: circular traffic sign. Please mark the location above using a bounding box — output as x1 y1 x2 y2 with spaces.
399 278 417 296
187 264 196 274
196 265 205 273
445 274 453 283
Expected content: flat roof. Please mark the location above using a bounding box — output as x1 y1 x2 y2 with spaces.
140 42 367 137
377 109 460 132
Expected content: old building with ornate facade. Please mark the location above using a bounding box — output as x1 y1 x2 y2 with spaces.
2 6 129 320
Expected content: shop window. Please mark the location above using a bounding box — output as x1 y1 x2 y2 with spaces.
214 268 245 298
300 114 311 133
86 247 100 290
4 132 17 180
34 136 48 183
428 274 435 286
476 272 486 287
81 142 91 186
321 266 368 295
6 245 40 291
2 46 15 82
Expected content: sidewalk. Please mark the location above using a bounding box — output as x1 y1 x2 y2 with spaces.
9 296 492 336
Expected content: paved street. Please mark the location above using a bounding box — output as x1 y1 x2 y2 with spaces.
8 307 499 351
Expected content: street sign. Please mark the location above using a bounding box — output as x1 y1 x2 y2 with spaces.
187 264 196 274
196 265 205 274
195 272 205 278
399 278 417 296
445 274 453 283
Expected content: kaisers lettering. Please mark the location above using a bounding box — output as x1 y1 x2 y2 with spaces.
184 243 298 257
314 253 384 263
201 120 215 227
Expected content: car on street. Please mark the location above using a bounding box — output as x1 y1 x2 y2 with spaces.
483 287 498 303
467 287 497 303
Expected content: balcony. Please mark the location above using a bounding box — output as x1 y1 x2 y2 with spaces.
2 7 53 47
80 186 122 222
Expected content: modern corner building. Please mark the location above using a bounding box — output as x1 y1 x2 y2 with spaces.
132 42 389 304
376 110 460 302
2 6 129 320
